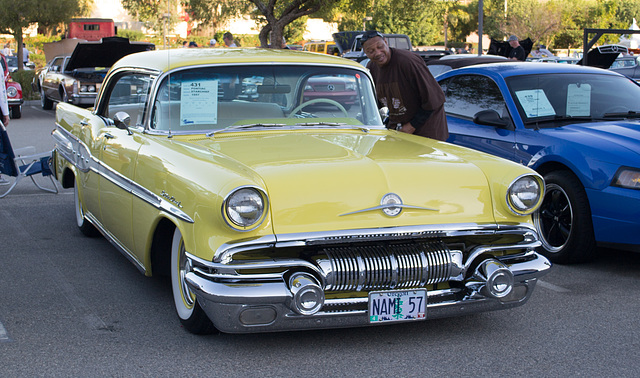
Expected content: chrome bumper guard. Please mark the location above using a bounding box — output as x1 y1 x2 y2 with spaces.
185 240 551 333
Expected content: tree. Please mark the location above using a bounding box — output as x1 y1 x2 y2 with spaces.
186 0 252 36
249 0 342 48
0 0 81 70
121 0 182 36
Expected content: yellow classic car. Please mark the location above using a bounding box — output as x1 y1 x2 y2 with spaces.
52 48 551 334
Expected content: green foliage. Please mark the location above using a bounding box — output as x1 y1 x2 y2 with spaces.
121 0 181 34
117 29 147 42
187 0 251 35
10 70 37 100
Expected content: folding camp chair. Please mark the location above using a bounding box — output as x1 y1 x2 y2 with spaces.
0 124 58 198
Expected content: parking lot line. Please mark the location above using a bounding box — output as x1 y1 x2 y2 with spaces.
537 280 571 293
0 319 10 342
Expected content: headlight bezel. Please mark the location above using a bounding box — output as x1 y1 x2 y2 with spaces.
222 186 269 231
612 166 640 190
6 86 17 98
506 174 544 216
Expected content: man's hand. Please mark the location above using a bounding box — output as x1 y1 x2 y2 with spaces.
398 122 415 134
2 115 9 127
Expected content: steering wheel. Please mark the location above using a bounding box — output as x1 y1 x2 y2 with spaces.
288 98 349 118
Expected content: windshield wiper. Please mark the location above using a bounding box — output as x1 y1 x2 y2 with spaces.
206 123 287 137
524 115 596 127
295 122 370 132
295 122 346 126
602 110 640 119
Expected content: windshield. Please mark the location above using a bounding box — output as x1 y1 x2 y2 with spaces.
151 65 382 133
506 73 640 126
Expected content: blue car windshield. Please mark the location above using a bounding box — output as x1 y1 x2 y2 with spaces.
506 73 640 126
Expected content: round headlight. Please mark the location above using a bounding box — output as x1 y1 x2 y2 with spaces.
6 86 17 98
507 175 542 215
224 187 267 230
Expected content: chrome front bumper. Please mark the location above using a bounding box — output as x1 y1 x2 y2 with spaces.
185 250 551 333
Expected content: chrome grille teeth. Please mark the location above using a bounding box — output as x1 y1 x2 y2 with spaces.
318 242 456 291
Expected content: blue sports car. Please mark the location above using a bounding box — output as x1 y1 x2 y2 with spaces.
437 62 640 263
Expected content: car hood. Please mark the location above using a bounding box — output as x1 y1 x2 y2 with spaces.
192 131 517 235
551 120 640 158
65 37 155 71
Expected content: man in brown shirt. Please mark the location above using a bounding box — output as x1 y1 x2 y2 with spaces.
362 31 448 141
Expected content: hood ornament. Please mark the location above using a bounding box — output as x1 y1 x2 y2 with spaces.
339 193 438 217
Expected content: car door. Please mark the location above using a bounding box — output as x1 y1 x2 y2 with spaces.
95 71 154 258
42 57 67 101
440 74 517 161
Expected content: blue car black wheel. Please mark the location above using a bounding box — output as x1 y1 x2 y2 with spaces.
534 170 596 264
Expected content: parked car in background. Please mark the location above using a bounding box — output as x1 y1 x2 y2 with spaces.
32 37 154 110
438 62 640 263
339 32 450 64
303 74 357 109
51 48 550 334
4 55 35 72
609 55 640 81
426 55 509 77
0 54 23 119
302 41 339 55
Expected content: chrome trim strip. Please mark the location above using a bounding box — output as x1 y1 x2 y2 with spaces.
85 212 146 274
212 223 538 263
54 124 194 224
339 203 438 217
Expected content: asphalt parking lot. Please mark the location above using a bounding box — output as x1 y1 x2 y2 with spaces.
1 101 640 376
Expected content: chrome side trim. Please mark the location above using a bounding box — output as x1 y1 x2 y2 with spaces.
54 124 194 224
84 212 146 274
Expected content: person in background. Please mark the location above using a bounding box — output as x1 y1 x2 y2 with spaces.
508 35 526 61
209 39 217 47
0 61 10 185
361 30 448 141
188 41 198 48
223 32 237 47
1 43 11 56
182 41 188 48
22 43 29 64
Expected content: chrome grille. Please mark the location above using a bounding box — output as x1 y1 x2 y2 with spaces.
314 241 460 291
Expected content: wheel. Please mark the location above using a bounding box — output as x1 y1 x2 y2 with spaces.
74 183 99 237
288 98 349 118
41 87 53 110
533 170 596 263
10 105 21 119
170 227 216 334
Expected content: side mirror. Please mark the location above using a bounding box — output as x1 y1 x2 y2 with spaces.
379 107 389 126
113 111 133 135
473 109 510 128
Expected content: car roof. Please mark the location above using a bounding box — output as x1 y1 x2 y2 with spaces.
441 61 625 79
112 48 366 73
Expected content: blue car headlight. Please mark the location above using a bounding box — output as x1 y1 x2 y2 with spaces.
612 167 640 190
223 186 268 231
507 174 544 215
